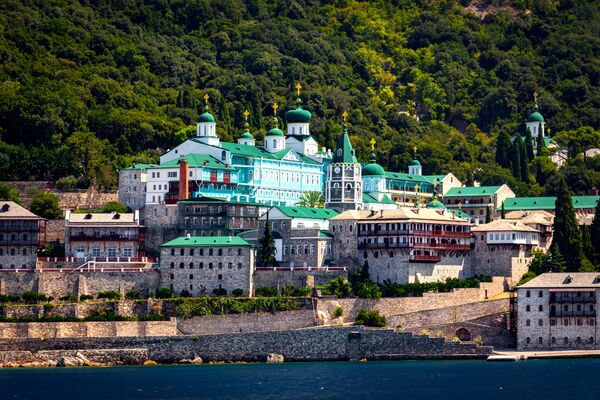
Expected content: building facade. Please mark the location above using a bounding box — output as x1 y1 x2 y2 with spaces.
0 202 45 269
159 236 254 296
118 164 152 211
443 184 516 224
64 210 144 260
330 207 473 283
517 273 600 350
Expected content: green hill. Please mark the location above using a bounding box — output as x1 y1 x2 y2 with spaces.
0 0 598 194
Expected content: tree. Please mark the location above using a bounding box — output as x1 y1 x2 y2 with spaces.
495 132 511 169
257 214 276 267
296 191 325 208
590 200 600 265
0 183 20 204
524 128 534 160
548 244 567 272
500 202 506 219
29 192 62 219
100 201 129 213
528 248 549 275
519 136 529 182
511 137 522 180
551 174 583 271
536 125 546 155
485 206 492 223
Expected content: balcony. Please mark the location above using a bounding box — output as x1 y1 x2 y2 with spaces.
409 255 441 263
411 230 471 238
0 239 41 246
412 243 471 251
0 224 41 232
179 223 226 230
181 210 227 217
550 294 597 303
358 242 410 249
550 309 596 317
69 234 141 242
358 230 410 236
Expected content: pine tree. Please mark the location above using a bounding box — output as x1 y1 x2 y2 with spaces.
485 205 492 223
501 201 506 219
525 128 534 160
519 135 529 182
536 124 546 155
590 200 600 265
511 137 521 180
551 174 583 271
581 225 594 262
257 214 276 267
495 131 512 169
548 243 566 272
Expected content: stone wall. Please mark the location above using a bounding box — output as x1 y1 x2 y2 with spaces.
143 204 179 254
118 169 147 211
46 219 65 244
0 271 161 298
254 269 346 289
0 320 177 338
472 234 531 285
177 310 316 335
0 326 492 363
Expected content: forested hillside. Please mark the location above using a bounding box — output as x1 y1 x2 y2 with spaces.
0 0 598 195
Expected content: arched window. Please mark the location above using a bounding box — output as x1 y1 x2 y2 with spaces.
218 262 223 269
170 262 175 269
179 262 184 269
209 263 213 269
189 262 194 269
238 263 242 269
526 337 531 344
526 319 531 326
199 262 204 269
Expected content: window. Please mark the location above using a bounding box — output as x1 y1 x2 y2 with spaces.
218 262 223 269
538 337 543 345
170 262 175 269
189 262 194 269
538 319 543 326
108 248 117 257
199 262 204 269
238 248 242 256
538 290 543 298
526 319 531 326
179 262 184 269
218 249 223 256
168 171 177 178
180 249 185 256
209 249 213 256
218 274 223 281
526 337 531 344
171 249 175 256
22 249 27 256
209 263 213 269
190 249 194 256
538 305 543 312
92 248 101 257
199 249 204 256
526 305 530 312
526 290 530 298
228 262 232 269
123 248 132 257
189 274 193 280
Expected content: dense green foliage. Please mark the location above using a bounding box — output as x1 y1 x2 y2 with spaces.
257 218 277 267
551 174 583 271
29 192 63 219
380 276 492 297
0 183 20 203
172 296 302 318
0 1 598 194
355 308 387 327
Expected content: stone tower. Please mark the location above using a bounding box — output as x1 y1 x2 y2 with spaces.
325 117 363 212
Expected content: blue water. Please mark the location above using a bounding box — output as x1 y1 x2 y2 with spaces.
0 359 598 399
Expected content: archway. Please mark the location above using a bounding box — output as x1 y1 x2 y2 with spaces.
455 328 472 341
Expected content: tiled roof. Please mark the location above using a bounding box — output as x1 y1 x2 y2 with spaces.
0 202 44 220
505 210 554 226
518 273 600 289
67 212 140 226
445 186 504 197
275 206 339 220
503 196 600 211
124 163 156 170
330 207 469 223
153 154 235 170
160 236 252 247
471 219 539 233
180 196 264 207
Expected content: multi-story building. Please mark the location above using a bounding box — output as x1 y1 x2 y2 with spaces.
443 184 516 224
517 273 600 350
118 163 153 211
0 202 45 269
471 220 540 284
159 236 254 296
64 210 144 260
505 210 554 250
502 196 599 225
254 206 338 269
330 206 472 284
178 196 269 237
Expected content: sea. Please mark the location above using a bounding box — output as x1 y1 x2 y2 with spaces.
0 359 598 400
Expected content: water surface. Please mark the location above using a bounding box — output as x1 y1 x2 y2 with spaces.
1 359 597 399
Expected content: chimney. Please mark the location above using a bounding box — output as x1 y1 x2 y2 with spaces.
179 157 189 201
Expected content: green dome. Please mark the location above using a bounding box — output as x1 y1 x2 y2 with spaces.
362 163 386 177
427 199 445 209
199 112 215 123
527 111 544 123
285 105 312 124
266 127 284 137
410 159 421 166
240 131 254 139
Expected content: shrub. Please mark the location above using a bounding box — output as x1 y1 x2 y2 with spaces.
179 289 191 298
0 294 20 303
254 287 278 297
83 307 137 322
356 281 382 299
54 175 78 190
173 297 302 319
21 291 48 303
518 271 537 286
29 192 62 219
59 294 77 302
332 305 344 318
232 288 244 297
97 290 122 300
43 303 54 313
126 290 141 300
100 201 129 213
473 336 484 346
212 288 227 296
79 294 94 301
140 313 166 321
156 287 175 299
355 308 387 327
322 276 353 298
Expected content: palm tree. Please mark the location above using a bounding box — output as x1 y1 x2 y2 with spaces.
297 191 325 208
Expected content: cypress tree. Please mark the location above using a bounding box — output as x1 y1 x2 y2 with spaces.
548 243 567 272
485 205 492 223
495 132 511 169
501 202 506 219
590 200 600 265
536 125 545 156
525 128 534 160
580 225 594 262
257 214 276 267
511 137 521 180
551 174 583 271
519 135 529 182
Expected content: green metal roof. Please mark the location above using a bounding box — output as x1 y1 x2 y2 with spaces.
445 186 504 197
275 206 339 219
332 123 358 163
427 199 445 209
454 209 470 220
285 104 312 123
266 127 284 137
199 111 215 123
153 154 235 170
410 159 421 166
160 236 252 247
503 196 600 211
124 163 155 170
239 131 254 139
319 230 333 238
527 111 544 123
219 142 277 159
362 163 386 177
385 171 432 184
179 196 264 207
362 193 396 204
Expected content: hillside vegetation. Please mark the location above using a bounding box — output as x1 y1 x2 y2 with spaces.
0 0 598 194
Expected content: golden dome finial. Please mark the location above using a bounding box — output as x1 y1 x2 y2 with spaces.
243 110 250 121
295 82 302 96
272 102 278 115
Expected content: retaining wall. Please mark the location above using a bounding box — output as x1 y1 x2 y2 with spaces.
254 269 346 289
0 320 177 338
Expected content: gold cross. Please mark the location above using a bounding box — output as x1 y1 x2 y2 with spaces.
370 138 376 151
413 146 417 154
547 127 551 135
243 110 249 121
204 93 209 103
342 111 348 122
533 91 539 102
295 82 302 96
272 102 278 115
